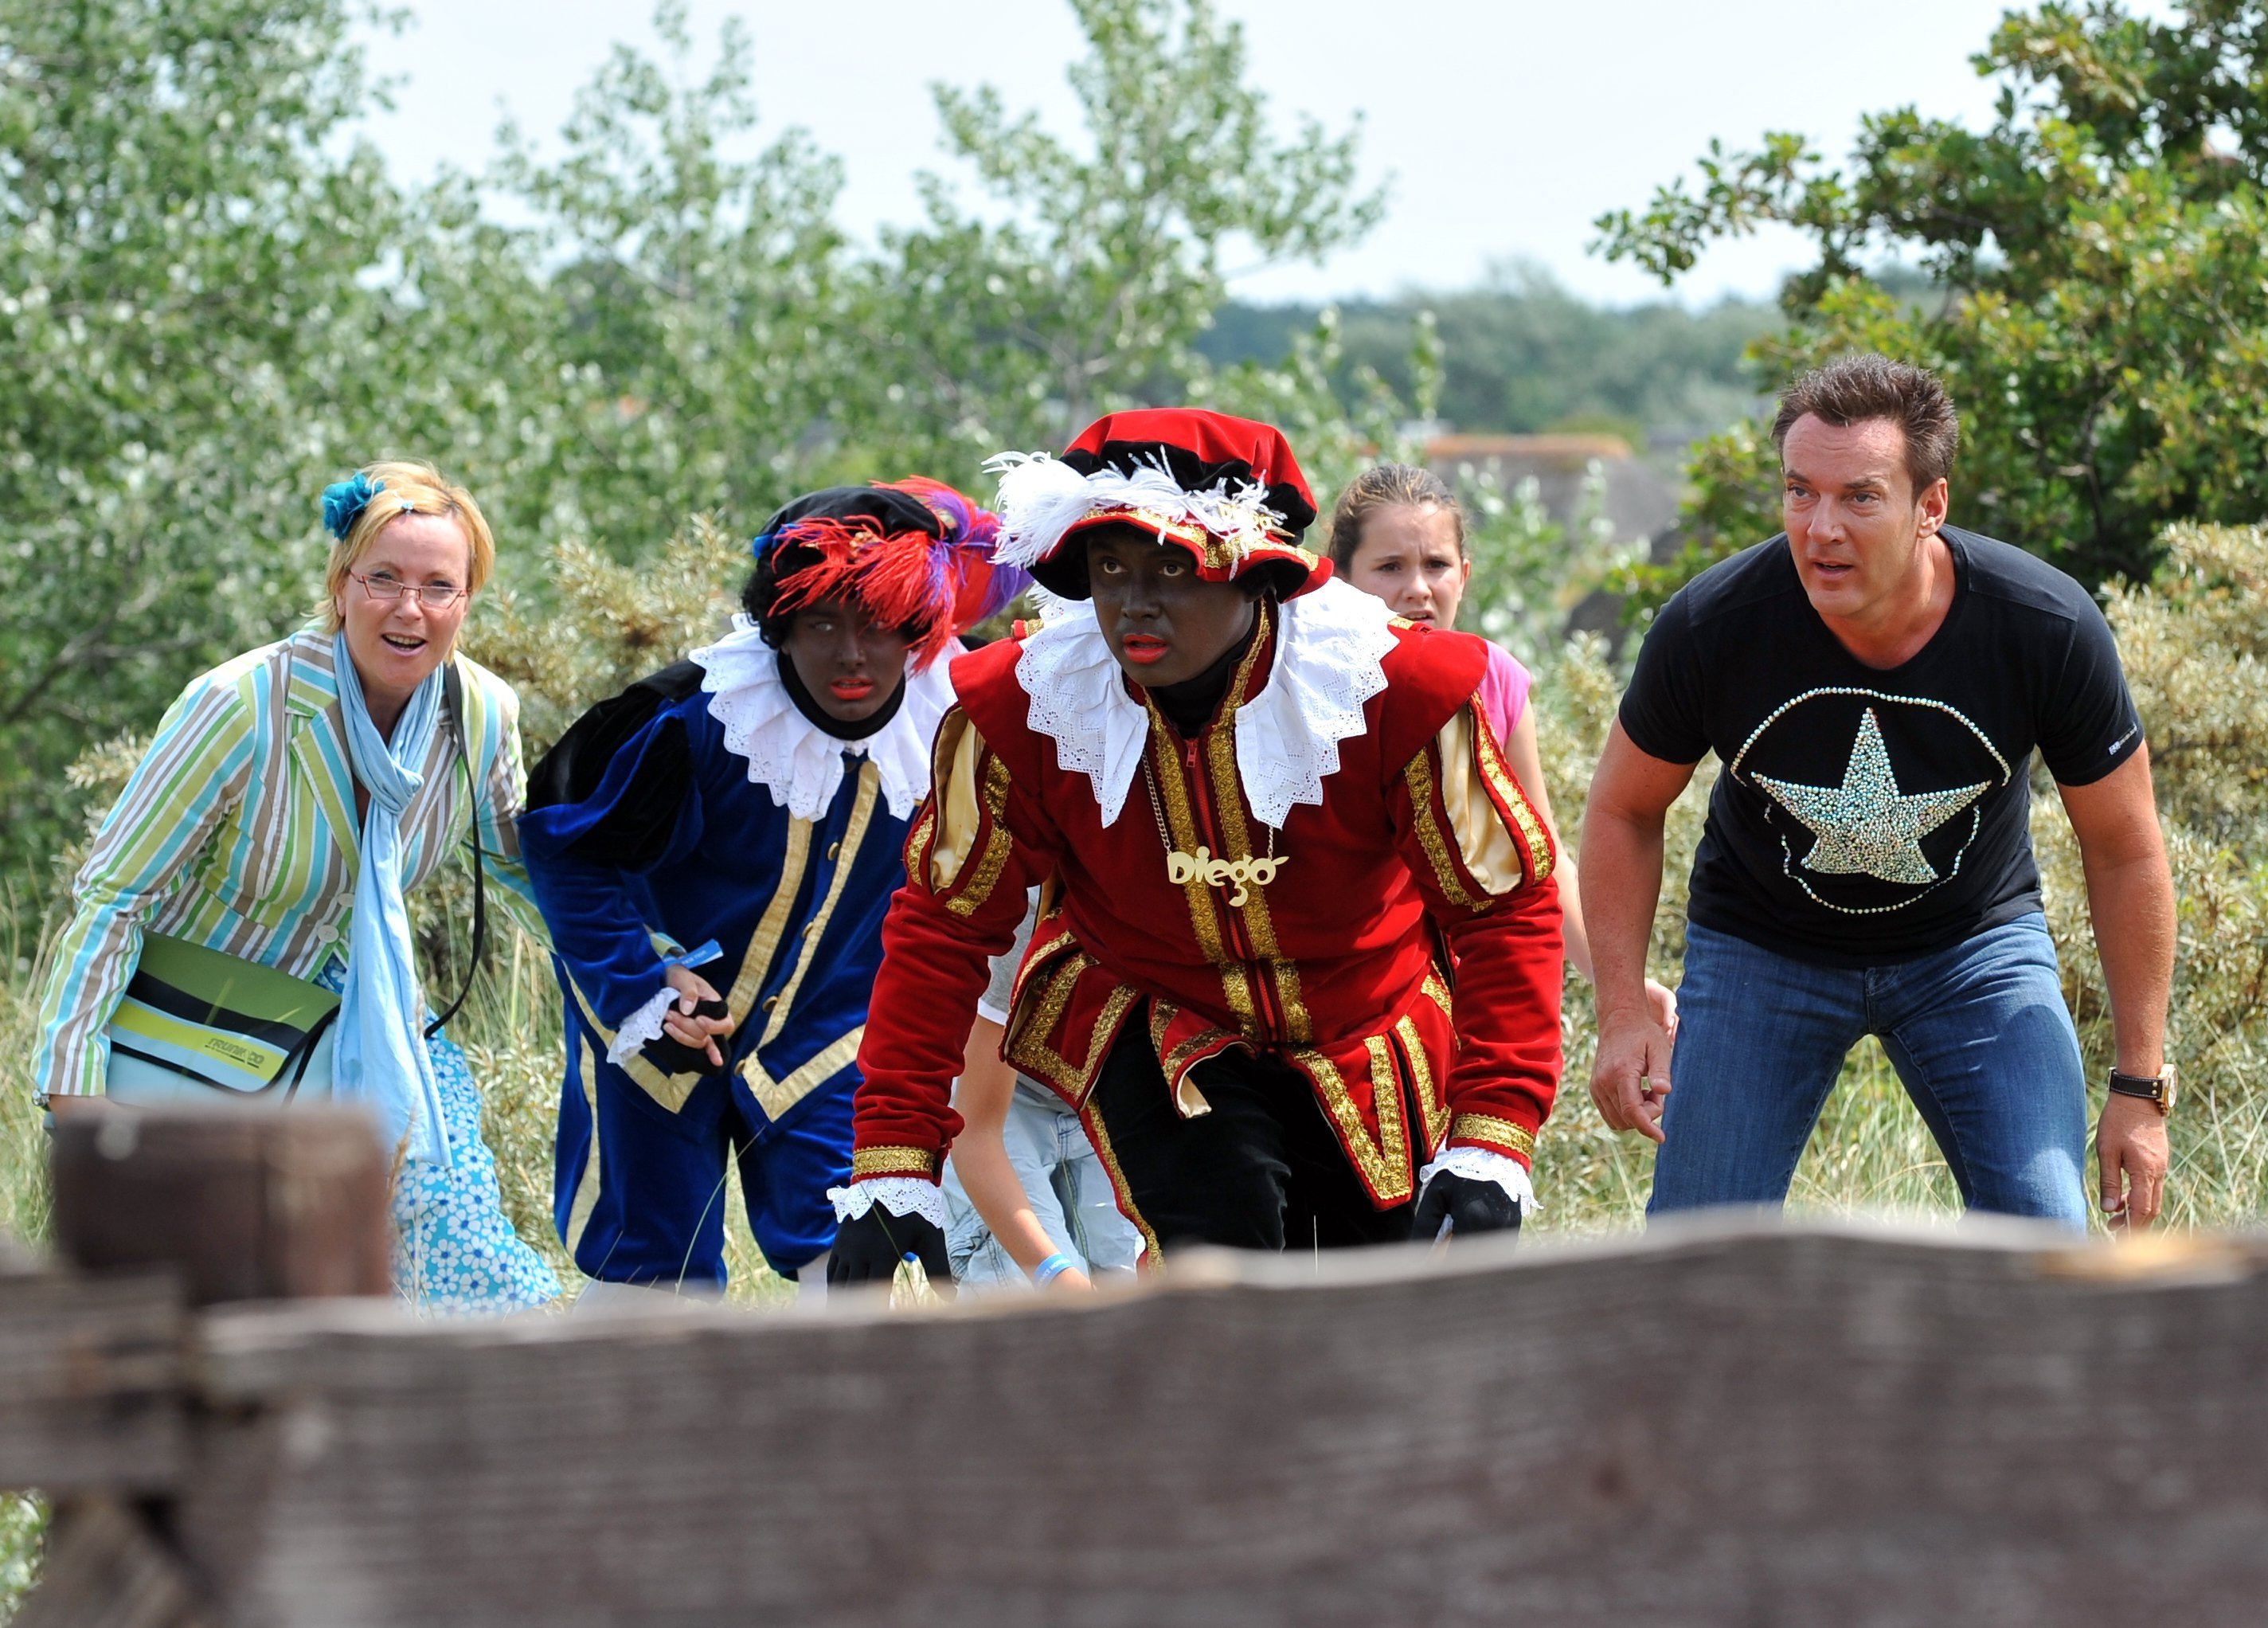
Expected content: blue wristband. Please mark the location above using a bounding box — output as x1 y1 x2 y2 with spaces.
1031 1252 1075 1288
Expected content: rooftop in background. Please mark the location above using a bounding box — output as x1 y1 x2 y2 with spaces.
1425 433 1679 550
1426 432 1636 466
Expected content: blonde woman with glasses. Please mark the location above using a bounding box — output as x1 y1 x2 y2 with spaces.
35 460 559 1314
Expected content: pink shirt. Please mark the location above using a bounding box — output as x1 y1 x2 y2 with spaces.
1476 640 1531 749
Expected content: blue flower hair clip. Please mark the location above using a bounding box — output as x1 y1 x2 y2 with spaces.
321 472 386 542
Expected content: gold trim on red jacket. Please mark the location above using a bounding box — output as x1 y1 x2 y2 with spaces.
852 613 1566 1203
983 699 1554 1205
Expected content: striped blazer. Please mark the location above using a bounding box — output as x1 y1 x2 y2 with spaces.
35 628 543 1101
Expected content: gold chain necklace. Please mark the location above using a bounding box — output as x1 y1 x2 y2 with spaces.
1143 757 1285 909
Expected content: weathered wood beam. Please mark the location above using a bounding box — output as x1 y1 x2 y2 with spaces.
52 1109 390 1306
178 1218 2268 1627
14 1498 209 1628
12 1108 393 1624
0 1267 184 1496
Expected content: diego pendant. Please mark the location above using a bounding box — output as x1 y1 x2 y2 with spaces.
1163 845 1288 908
1144 762 1287 908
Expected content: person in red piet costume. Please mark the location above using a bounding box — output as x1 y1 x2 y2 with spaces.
829 409 1564 1286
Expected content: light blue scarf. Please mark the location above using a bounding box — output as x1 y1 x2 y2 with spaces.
331 631 453 1168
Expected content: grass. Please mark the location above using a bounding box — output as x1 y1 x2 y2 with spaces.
0 898 53 1624
1529 1035 1969 1239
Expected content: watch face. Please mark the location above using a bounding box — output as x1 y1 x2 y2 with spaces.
2160 1063 2177 1111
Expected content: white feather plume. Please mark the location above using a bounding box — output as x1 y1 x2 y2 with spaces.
984 450 1285 570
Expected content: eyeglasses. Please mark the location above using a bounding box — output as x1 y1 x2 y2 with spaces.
352 570 467 611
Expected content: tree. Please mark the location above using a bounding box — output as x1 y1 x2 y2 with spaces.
1596 0 2268 597
862 0 1386 471
1202 267 1776 444
0 0 398 869
0 0 1405 875
475 0 858 554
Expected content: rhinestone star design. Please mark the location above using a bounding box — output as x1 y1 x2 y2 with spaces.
1754 708 1990 886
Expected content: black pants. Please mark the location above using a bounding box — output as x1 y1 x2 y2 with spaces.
1087 1012 1414 1254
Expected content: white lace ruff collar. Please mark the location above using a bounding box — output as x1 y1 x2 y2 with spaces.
689 615 955 822
1014 576 1399 830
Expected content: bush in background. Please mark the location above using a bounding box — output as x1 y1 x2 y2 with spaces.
2034 522 2268 1223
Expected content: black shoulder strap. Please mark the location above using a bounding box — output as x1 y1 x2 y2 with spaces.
426 660 486 1039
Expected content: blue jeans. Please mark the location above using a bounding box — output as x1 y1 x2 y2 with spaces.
944 1080 1144 1292
1649 913 2089 1228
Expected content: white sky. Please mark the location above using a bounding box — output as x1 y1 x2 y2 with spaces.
359 0 2125 308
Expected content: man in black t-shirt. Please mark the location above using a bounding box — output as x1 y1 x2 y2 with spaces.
1582 354 2175 1229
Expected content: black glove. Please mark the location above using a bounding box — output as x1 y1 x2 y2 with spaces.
1410 1170 1523 1243
827 1203 956 1295
639 996 731 1075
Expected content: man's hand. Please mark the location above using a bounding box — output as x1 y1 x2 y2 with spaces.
1579 722 1694 1146
2097 1093 2169 1229
827 1205 955 1293
2058 753 2175 1231
660 965 733 1070
1590 1006 1673 1144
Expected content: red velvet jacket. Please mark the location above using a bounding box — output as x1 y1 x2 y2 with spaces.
850 602 1564 1209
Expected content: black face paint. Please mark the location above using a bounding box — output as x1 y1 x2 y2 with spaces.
1085 526 1260 691
1147 612 1263 738
776 651 907 741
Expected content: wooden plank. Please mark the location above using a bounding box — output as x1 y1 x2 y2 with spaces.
52 1109 389 1306
173 1217 2268 1627
0 1270 185 1494
14 1499 209 1628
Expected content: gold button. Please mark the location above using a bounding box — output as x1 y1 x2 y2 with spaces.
761 996 779 1013
826 841 841 860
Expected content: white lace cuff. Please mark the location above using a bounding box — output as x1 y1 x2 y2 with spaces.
607 986 682 1066
1418 1145 1539 1212
827 1177 948 1230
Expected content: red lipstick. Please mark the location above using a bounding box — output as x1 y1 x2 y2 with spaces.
829 676 878 701
1121 634 1170 666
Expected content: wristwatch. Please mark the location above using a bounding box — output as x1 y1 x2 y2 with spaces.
2106 1064 2177 1113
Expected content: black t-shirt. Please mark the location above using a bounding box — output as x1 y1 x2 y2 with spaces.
1618 527 2142 965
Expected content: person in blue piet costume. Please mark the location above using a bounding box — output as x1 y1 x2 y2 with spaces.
518 479 1018 1304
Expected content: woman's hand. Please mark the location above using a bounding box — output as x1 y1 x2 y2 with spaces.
950 1016 1098 1287
1644 976 1679 1045
660 965 733 1070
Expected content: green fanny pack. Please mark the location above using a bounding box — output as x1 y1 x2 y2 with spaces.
97 660 489 1109
104 931 339 1102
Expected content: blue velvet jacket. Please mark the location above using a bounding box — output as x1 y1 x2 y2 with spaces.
518 654 938 1138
